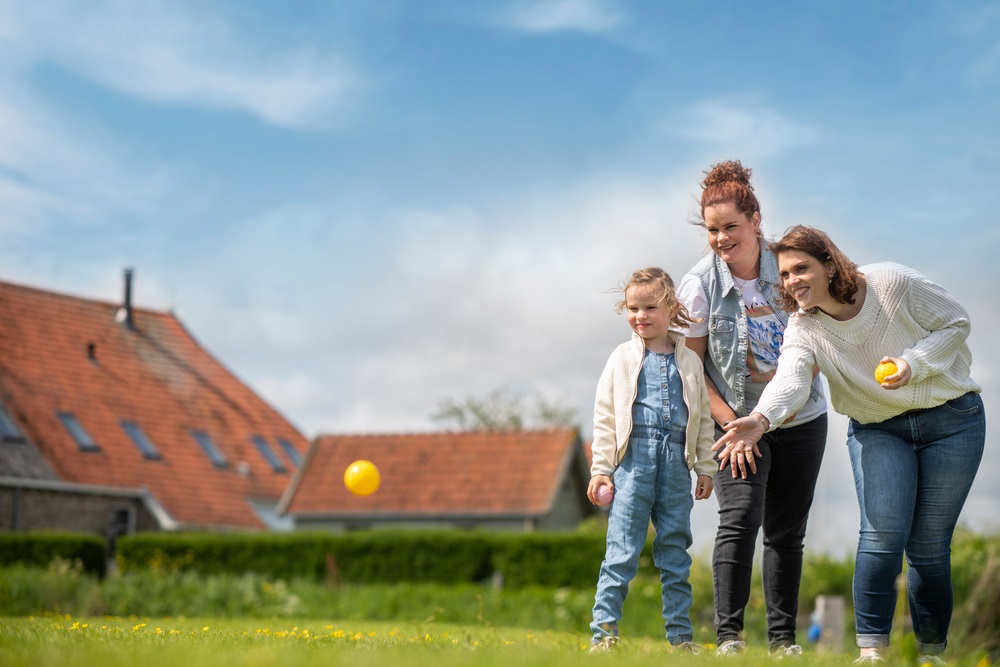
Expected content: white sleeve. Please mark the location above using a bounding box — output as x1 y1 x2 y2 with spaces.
677 272 709 337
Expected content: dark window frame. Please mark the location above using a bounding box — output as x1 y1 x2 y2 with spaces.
56 412 100 452
277 437 302 466
251 435 287 473
120 420 162 460
191 430 229 468
0 404 25 442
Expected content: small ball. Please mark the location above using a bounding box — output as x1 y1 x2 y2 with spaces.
875 361 898 384
344 460 380 496
595 484 614 506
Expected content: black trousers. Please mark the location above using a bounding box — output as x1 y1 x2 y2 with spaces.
712 414 827 648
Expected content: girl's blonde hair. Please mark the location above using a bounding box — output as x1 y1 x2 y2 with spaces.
615 267 697 329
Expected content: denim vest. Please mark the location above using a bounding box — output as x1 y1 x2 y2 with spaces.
688 242 822 417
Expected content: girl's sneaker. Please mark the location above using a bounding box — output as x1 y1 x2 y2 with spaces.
589 636 620 653
671 642 704 654
918 656 947 666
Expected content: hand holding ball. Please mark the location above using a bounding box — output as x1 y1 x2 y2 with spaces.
874 361 898 385
595 484 614 506
344 460 380 496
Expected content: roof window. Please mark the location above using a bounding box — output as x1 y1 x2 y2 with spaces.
0 404 25 442
120 421 162 460
277 438 302 466
57 412 100 452
251 436 287 473
192 430 229 468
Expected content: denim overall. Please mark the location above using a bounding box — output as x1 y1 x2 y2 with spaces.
591 349 695 645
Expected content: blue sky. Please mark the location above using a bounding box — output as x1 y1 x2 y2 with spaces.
1 0 997 552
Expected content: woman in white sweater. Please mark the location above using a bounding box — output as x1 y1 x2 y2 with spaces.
717 226 984 665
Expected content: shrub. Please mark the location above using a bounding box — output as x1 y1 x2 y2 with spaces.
0 531 106 577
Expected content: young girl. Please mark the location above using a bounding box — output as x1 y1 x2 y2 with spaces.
589 267 716 653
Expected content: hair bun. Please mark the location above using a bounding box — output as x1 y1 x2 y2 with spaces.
702 160 753 190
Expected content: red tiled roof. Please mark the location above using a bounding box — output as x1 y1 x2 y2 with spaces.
281 428 583 517
0 278 308 530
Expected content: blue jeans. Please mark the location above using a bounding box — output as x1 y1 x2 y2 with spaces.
712 415 827 648
591 427 694 644
847 392 985 654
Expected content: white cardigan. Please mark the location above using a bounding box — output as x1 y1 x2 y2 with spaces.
591 330 716 478
756 263 981 427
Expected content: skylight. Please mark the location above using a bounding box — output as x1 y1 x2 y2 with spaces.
192 430 228 468
56 412 99 452
0 404 24 441
120 421 162 460
277 438 302 466
251 435 287 473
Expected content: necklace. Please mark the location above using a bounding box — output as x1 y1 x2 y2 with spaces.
733 275 755 292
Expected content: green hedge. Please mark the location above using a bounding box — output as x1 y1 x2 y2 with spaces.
490 532 609 588
117 530 497 585
0 531 106 577
115 530 619 588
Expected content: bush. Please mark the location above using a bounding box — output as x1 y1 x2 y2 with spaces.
117 530 494 585
0 531 106 577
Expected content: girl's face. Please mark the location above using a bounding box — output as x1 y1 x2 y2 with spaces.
704 202 761 269
625 285 678 344
777 249 834 311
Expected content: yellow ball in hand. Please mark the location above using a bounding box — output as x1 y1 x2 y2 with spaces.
874 361 898 384
344 460 381 496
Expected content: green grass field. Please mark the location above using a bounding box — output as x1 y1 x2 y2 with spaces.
0 616 993 667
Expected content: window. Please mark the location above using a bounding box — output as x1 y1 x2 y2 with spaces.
277 438 302 466
120 421 162 460
57 412 100 452
0 404 24 441
251 435 287 473
192 430 228 468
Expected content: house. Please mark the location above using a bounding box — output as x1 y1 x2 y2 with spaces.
279 428 595 532
0 271 308 543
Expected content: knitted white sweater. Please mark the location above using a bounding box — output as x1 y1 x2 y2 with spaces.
756 263 980 426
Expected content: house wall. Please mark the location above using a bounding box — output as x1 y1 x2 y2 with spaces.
0 486 160 545
536 472 590 531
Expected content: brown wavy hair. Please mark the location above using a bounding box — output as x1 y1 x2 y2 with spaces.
614 267 698 329
771 225 861 313
692 159 761 227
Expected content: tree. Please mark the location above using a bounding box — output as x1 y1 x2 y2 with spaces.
432 388 578 431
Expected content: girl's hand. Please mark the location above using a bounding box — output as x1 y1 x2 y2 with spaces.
712 414 767 479
587 474 613 505
694 475 714 500
878 356 911 389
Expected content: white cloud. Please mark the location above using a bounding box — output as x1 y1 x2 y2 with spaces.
502 0 623 34
0 0 356 128
0 88 161 232
670 100 821 159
